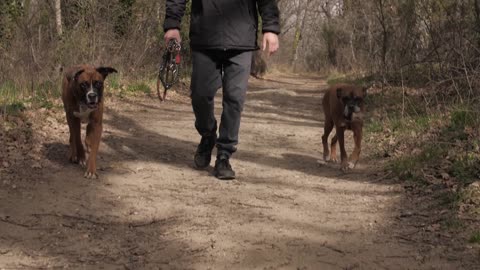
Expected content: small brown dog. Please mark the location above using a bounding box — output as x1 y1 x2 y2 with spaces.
61 65 117 179
322 84 367 171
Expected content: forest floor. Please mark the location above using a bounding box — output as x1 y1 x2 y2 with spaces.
0 73 479 269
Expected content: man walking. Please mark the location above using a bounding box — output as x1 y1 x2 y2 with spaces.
164 0 280 180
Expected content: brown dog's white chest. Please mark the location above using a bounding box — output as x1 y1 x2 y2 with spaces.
73 105 96 123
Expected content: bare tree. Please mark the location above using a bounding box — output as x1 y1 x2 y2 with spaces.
292 0 313 72
55 0 62 37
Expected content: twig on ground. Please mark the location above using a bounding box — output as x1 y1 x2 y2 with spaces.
32 213 110 226
0 217 35 228
394 235 418 243
370 171 394 182
32 213 177 228
321 242 346 255
232 201 273 209
129 218 174 228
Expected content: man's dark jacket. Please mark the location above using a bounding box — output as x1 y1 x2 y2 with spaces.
164 0 280 51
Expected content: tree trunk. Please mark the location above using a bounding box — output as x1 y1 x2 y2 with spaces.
476 0 480 25
290 0 303 67
55 0 63 37
321 1 337 67
375 0 389 75
292 0 313 72
475 0 480 47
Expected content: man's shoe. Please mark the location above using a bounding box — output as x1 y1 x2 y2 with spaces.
213 155 236 180
194 136 216 169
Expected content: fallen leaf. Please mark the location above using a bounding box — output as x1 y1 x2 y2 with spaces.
31 162 42 169
441 172 450 180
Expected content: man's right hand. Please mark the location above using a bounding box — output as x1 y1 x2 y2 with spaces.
164 29 181 45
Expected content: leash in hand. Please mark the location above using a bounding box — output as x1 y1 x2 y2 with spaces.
157 39 181 102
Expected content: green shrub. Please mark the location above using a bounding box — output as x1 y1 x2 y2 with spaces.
451 156 479 185
469 231 480 244
450 106 478 130
126 82 151 94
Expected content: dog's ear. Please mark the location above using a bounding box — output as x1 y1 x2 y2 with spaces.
73 69 85 82
96 67 118 79
336 88 343 99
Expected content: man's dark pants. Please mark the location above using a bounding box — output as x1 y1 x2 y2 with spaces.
190 50 252 158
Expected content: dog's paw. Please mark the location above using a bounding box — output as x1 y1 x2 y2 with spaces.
69 155 86 167
330 156 339 163
348 161 356 169
317 159 327 165
84 170 98 179
69 155 78 163
340 162 350 172
79 159 87 168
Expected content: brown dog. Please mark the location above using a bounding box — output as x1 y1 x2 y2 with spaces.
61 65 117 179
322 84 367 171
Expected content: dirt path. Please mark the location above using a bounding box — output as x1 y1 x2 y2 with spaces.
0 75 475 269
